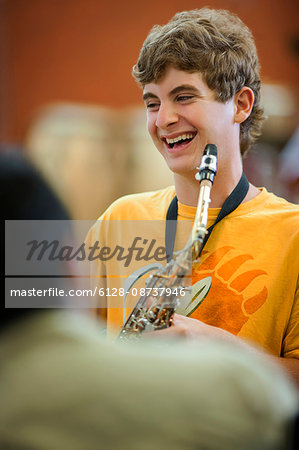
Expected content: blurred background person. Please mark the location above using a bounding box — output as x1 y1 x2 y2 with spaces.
279 125 299 203
1 147 71 329
25 103 128 220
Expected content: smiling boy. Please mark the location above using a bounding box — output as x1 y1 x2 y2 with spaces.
89 8 299 386
142 67 259 207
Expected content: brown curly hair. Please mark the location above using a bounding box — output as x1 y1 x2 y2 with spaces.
132 8 265 155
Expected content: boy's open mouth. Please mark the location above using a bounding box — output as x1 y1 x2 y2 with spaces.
163 132 197 149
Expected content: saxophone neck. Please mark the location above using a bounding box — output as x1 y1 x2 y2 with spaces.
192 179 212 237
191 180 212 260
191 144 218 260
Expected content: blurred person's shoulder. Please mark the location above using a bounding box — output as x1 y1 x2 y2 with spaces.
99 186 176 221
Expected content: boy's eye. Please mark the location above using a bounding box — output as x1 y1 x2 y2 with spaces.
177 95 194 102
146 102 160 110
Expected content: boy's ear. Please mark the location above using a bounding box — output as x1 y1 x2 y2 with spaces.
234 87 255 124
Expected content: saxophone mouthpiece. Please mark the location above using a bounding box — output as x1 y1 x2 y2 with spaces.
196 144 218 183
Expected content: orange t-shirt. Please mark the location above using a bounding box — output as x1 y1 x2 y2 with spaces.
87 186 299 358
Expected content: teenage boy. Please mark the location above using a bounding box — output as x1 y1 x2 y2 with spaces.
88 8 299 385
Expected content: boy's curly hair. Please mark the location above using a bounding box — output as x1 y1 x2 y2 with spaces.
132 8 265 155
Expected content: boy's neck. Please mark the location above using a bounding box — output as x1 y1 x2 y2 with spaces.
173 167 259 208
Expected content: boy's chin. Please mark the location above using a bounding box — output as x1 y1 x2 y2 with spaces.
167 162 198 177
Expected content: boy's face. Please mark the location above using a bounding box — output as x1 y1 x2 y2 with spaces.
143 66 238 177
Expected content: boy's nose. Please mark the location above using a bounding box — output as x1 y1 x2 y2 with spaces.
155 103 179 129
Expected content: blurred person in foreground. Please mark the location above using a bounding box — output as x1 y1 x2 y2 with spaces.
1 152 299 448
87 8 299 388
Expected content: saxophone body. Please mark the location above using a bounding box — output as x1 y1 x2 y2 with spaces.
118 144 217 342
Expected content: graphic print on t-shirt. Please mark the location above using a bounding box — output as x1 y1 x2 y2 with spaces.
188 246 268 335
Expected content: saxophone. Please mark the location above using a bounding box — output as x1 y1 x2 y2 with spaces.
118 144 217 341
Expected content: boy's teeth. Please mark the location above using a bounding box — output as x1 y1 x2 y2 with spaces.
165 133 194 144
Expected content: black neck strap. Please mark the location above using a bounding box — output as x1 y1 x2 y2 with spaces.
165 172 249 262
